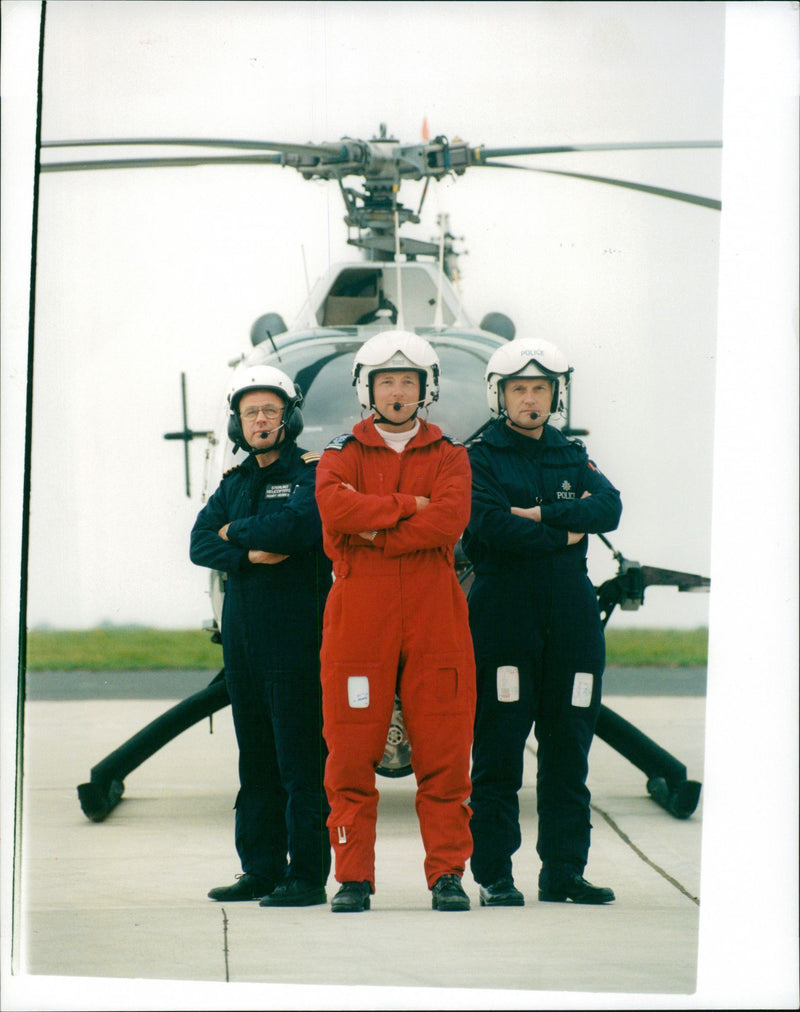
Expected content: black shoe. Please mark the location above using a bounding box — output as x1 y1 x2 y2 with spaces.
538 871 615 905
331 880 371 912
479 876 525 907
207 873 275 902
259 878 327 907
431 874 470 911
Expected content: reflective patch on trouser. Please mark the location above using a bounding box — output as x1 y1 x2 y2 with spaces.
571 672 594 708
497 665 520 702
347 676 370 708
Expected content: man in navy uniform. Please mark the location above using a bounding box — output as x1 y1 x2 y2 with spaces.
191 365 332 906
464 337 621 906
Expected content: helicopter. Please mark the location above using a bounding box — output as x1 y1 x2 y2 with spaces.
38 124 715 824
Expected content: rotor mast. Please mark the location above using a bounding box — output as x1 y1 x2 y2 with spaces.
276 124 471 272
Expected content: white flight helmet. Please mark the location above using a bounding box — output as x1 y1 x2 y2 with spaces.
352 330 440 412
485 338 572 418
227 363 304 450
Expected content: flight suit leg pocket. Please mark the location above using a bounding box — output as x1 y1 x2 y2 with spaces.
497 664 520 703
571 671 594 708
329 663 391 725
417 653 471 715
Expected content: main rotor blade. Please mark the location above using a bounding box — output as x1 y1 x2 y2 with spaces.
474 140 721 160
39 137 362 174
41 137 350 157
40 153 284 173
482 161 721 210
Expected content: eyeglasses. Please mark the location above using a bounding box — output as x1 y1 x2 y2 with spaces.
240 404 284 421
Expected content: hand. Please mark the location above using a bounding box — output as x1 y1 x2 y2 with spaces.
510 505 542 522
248 550 290 564
218 523 231 540
358 530 377 542
415 496 430 512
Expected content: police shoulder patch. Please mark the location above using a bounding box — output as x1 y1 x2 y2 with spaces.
301 451 321 465
324 433 354 451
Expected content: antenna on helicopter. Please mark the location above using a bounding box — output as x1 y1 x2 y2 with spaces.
433 213 446 329
301 245 315 329
393 196 405 329
163 373 216 498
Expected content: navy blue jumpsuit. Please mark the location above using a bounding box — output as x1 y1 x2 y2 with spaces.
463 419 622 886
190 443 332 889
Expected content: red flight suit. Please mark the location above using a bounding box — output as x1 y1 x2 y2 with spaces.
315 416 476 892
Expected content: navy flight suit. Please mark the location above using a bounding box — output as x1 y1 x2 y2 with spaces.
190 443 332 890
463 419 622 887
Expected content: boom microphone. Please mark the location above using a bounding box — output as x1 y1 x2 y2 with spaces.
529 412 540 420
252 421 286 452
259 422 285 439
391 398 426 412
372 398 427 428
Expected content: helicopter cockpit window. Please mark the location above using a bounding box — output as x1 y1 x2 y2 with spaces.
225 332 498 465
321 268 383 327
268 340 364 453
295 351 363 451
426 343 493 441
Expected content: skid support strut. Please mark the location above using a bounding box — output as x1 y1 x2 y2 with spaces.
595 704 701 818
77 671 230 821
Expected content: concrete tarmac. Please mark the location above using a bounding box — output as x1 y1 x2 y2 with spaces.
10 670 709 1009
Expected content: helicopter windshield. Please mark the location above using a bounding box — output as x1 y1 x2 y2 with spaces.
230 330 503 461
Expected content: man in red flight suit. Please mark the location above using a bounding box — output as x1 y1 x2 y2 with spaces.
315 330 476 913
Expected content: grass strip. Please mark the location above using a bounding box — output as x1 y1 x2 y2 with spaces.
24 626 708 671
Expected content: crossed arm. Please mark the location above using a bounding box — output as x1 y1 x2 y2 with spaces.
315 443 471 556
510 494 591 545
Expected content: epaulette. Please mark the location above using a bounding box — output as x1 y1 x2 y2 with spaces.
323 433 354 451
222 463 243 478
464 419 494 450
301 450 321 465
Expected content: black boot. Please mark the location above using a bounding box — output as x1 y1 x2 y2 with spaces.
331 880 371 912
431 874 470 911
538 864 615 904
479 876 525 907
208 873 276 902
259 878 327 907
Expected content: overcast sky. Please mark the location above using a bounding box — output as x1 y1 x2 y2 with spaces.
20 0 729 631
